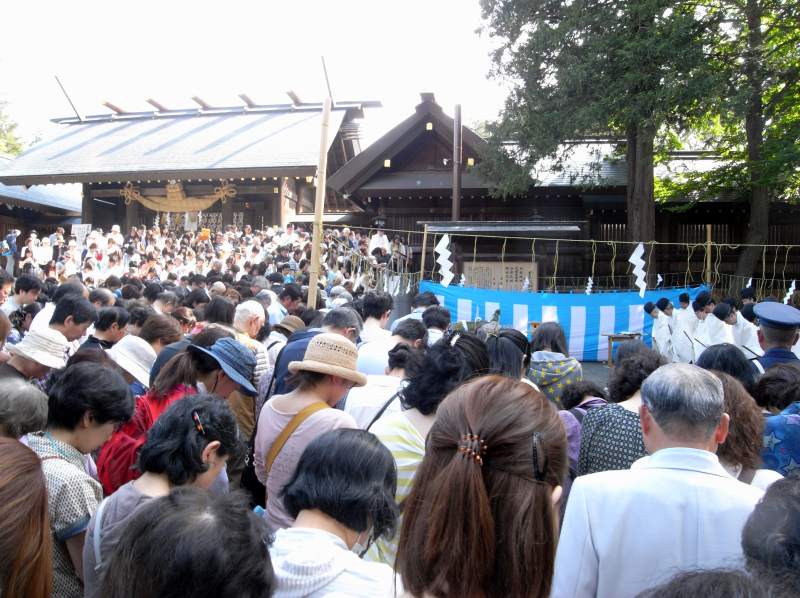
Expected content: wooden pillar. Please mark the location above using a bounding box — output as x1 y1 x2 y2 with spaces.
279 177 297 228
222 198 234 230
81 183 94 225
125 199 139 231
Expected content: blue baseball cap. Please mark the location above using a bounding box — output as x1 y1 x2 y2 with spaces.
188 338 257 395
754 302 800 331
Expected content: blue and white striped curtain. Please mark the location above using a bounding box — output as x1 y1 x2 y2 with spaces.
419 281 710 362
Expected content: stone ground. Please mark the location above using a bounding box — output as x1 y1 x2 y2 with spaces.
581 361 611 390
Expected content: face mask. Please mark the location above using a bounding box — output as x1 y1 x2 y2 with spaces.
351 528 372 557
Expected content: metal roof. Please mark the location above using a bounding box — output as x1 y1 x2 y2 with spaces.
0 157 81 215
0 105 370 186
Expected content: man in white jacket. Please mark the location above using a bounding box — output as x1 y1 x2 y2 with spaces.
552 364 763 598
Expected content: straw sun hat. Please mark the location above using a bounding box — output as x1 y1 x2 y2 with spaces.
288 333 367 387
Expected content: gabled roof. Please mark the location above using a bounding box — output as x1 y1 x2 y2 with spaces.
0 100 380 186
0 156 81 215
328 93 487 195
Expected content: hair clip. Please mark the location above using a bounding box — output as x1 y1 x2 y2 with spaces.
192 411 206 436
531 432 547 482
449 333 461 347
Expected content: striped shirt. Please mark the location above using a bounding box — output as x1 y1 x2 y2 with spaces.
364 411 426 567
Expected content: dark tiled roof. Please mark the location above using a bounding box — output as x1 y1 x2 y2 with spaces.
0 106 367 186
0 157 81 214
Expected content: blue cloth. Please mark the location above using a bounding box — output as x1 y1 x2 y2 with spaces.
757 348 799 370
271 329 321 396
129 380 147 398
188 338 257 395
763 402 800 475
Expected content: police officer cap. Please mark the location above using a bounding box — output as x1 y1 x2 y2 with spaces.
656 298 670 311
644 301 656 314
753 301 800 330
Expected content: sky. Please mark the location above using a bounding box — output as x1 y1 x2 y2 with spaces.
0 0 508 149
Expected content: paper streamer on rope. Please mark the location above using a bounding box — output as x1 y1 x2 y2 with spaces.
434 234 454 288
420 281 710 362
522 277 530 291
460 273 466 286
585 277 594 295
628 243 647 298
746 278 753 288
784 280 796 304
656 274 663 287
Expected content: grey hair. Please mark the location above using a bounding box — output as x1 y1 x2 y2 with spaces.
233 300 266 327
322 307 364 333
641 363 724 439
0 379 47 438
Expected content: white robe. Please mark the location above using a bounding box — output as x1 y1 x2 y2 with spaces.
693 315 735 362
651 315 673 360
672 309 699 363
733 317 764 360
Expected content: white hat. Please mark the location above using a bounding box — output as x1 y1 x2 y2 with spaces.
106 335 157 388
111 225 121 232
8 328 68 369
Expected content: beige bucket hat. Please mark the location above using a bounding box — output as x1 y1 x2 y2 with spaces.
288 333 367 386
7 328 68 369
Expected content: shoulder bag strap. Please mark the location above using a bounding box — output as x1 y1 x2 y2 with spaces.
366 392 401 432
739 467 757 485
93 497 110 571
266 402 329 475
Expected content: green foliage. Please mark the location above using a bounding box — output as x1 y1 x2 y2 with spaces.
0 102 24 157
477 0 725 194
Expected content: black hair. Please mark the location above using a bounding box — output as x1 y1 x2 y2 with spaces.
137 394 241 485
183 288 210 309
422 305 451 330
282 429 398 543
361 291 394 320
614 339 650 366
607 349 666 403
412 291 440 309
203 296 235 326
300 309 320 327
103 275 122 290
14 273 42 294
321 307 363 332
121 284 142 300
156 291 178 307
560 380 607 410
394 318 428 344
752 363 800 411
94 306 131 332
387 344 423 372
482 328 531 379
279 283 302 302
143 283 164 303
695 343 758 393
50 294 97 326
713 303 732 321
401 332 489 415
52 281 85 303
530 322 569 356
126 304 156 328
637 569 768 598
46 362 134 430
89 288 114 307
679 292 690 304
742 473 800 592
99 487 275 598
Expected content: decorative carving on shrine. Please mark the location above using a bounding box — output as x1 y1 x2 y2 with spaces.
120 180 237 213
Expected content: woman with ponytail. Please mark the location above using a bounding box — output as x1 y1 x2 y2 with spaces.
365 331 489 567
396 375 567 598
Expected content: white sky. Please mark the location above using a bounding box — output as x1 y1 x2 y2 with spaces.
0 0 508 148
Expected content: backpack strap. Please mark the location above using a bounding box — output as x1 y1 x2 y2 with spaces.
93 497 110 571
366 392 401 432
266 402 329 474
568 406 587 425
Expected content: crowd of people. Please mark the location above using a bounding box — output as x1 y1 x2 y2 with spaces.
0 222 799 597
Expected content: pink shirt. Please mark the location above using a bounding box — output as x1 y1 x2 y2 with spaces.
254 402 357 530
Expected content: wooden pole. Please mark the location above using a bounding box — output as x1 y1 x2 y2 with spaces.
419 224 429 280
705 224 712 286
452 105 462 220
307 97 332 310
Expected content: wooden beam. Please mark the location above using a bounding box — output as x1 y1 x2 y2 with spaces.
239 93 256 108
103 101 126 114
192 96 212 110
146 98 169 112
81 183 94 225
286 90 302 106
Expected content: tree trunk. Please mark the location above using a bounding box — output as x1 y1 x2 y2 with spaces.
734 0 769 290
626 123 657 284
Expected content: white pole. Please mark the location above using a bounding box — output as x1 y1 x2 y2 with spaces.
307 97 332 309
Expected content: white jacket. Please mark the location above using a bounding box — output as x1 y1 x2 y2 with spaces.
551 448 763 598
270 527 398 598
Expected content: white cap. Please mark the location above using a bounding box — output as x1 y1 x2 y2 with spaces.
106 335 157 388
8 328 68 369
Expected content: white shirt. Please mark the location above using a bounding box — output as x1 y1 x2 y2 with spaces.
344 375 403 428
270 527 398 598
359 321 391 344
368 233 391 256
734 317 763 359
357 337 401 376
551 448 763 598
268 302 288 326
1 295 21 316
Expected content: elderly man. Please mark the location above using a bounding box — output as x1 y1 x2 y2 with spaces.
552 364 763 598
230 300 269 440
